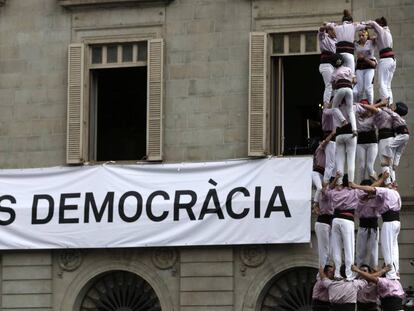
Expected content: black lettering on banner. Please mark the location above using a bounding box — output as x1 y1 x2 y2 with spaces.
225 187 250 219
254 186 261 218
32 194 54 225
84 192 114 223
59 193 81 224
264 186 291 218
199 179 224 220
173 190 196 221
146 191 169 222
0 195 16 226
119 191 142 222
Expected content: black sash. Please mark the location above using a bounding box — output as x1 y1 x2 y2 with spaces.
356 58 377 70
317 214 333 225
357 130 377 144
336 123 352 136
312 299 331 311
336 41 355 54
331 303 356 311
380 296 403 311
323 131 336 142
334 209 355 221
380 47 395 59
357 301 378 311
334 79 353 90
320 51 335 65
359 217 378 228
382 210 400 222
378 128 394 140
394 125 409 135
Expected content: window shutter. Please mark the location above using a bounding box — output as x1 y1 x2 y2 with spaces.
66 43 85 164
146 38 164 161
248 32 267 156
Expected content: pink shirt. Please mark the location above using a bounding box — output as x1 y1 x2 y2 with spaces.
355 39 376 60
377 278 405 298
375 188 401 214
382 108 407 128
356 195 381 218
325 188 364 211
313 279 330 301
368 21 393 51
319 31 337 53
354 103 375 132
327 22 366 43
357 282 378 303
322 278 367 303
373 108 393 129
319 190 334 215
331 66 353 83
313 145 326 169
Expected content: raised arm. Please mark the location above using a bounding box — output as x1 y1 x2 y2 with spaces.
350 182 376 193
366 20 383 35
351 265 379 283
330 171 341 189
370 172 389 187
362 103 380 114
321 129 336 149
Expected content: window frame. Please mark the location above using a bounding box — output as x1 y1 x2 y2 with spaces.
66 34 163 164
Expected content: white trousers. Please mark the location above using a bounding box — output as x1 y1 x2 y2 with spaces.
331 218 355 280
354 68 375 103
319 63 335 104
312 171 323 202
379 137 394 185
356 143 378 181
341 52 355 74
356 226 379 268
381 221 400 279
333 87 357 132
390 134 409 183
335 134 357 184
323 141 336 183
378 57 396 103
315 222 331 268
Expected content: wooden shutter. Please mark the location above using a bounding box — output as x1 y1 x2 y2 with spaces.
248 32 267 156
146 39 164 161
66 43 85 164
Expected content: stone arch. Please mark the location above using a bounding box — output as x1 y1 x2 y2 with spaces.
241 255 318 311
60 260 174 311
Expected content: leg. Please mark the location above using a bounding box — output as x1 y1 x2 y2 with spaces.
312 171 323 202
364 68 375 104
331 220 343 278
387 59 396 104
356 227 368 267
391 134 409 182
315 222 331 268
341 52 355 74
354 69 364 102
381 222 398 279
368 228 379 269
341 219 355 280
356 144 367 181
343 88 356 132
345 135 357 183
323 141 336 183
379 138 394 185
366 143 378 180
335 136 346 185
319 63 334 105
378 59 387 101
392 221 401 275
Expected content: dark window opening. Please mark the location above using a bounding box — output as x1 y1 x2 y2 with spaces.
272 55 324 155
93 67 147 161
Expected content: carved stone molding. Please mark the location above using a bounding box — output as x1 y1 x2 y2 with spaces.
58 0 174 8
59 250 83 272
240 245 266 268
151 248 177 270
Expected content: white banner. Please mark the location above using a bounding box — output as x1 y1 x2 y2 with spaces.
0 157 311 249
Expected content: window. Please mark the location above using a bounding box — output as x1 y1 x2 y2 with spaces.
248 31 323 157
66 39 163 164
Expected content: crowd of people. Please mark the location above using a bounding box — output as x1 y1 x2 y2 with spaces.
311 10 410 311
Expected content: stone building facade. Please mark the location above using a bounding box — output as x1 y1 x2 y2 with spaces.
0 0 413 310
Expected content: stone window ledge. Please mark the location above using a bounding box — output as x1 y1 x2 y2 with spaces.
58 0 174 8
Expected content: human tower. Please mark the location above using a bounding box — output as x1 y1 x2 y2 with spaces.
311 10 409 311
